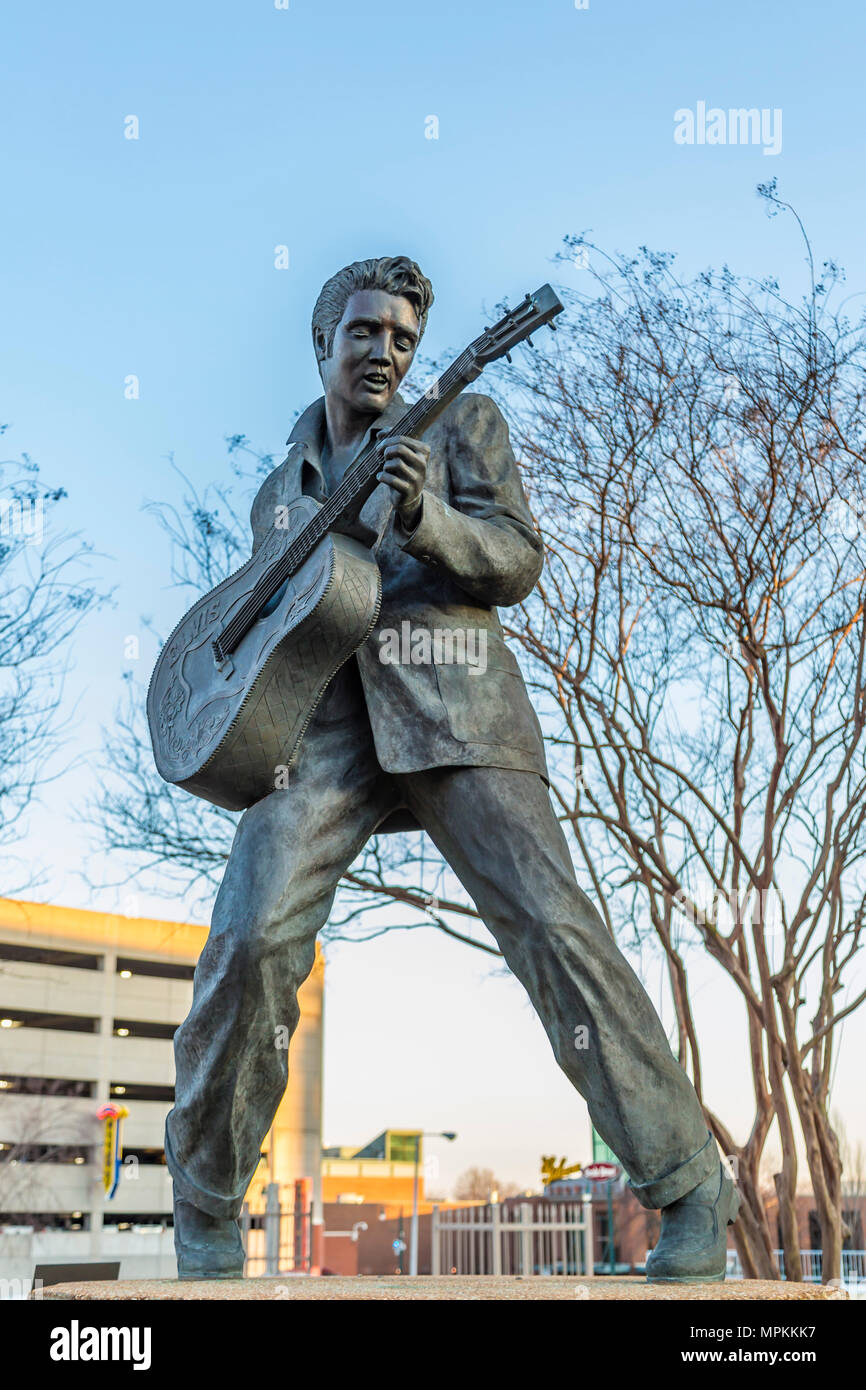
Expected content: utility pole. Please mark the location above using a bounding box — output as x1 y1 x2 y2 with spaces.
409 1138 420 1276
607 1177 615 1274
409 1130 457 1276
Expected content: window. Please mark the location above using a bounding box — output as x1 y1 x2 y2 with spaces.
844 1209 864 1249
594 1207 619 1268
112 1018 178 1040
0 1213 91 1231
0 1076 95 1096
116 957 195 981
388 1133 421 1163
807 1209 865 1251
0 1009 99 1034
109 1082 174 1102
102 1213 170 1228
0 943 102 970
0 1143 91 1164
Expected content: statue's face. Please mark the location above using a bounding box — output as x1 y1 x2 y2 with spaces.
318 289 420 416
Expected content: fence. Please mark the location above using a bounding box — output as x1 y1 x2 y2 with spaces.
240 1189 312 1277
431 1200 593 1277
776 1248 866 1285
726 1248 866 1292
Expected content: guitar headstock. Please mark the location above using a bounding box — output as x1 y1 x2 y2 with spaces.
473 283 564 367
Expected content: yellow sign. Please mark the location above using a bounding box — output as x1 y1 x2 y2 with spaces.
541 1155 582 1185
97 1103 128 1198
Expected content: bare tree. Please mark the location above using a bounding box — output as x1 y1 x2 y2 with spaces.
0 429 104 893
486 183 866 1281
0 1079 95 1226
452 1167 519 1200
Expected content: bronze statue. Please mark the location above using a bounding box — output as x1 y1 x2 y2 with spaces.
164 256 739 1282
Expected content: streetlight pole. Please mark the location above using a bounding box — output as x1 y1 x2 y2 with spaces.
607 1177 615 1274
409 1139 421 1278
409 1130 456 1277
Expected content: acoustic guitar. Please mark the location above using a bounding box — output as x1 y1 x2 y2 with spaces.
147 284 563 810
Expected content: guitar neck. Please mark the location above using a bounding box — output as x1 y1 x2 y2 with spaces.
214 281 564 661
213 346 483 661
318 345 483 535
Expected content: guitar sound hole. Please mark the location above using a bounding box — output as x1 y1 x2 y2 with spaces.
258 579 290 619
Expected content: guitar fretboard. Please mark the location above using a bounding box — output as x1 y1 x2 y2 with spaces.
215 343 483 658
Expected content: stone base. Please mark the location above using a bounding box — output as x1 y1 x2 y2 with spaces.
36 1275 848 1301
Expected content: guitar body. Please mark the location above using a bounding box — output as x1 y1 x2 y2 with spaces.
146 496 381 811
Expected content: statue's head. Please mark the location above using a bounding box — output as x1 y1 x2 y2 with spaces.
311 255 434 415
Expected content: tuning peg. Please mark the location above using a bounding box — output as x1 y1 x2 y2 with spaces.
548 321 557 331
526 336 534 348
505 351 513 364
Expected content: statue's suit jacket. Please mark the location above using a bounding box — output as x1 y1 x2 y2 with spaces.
249 390 549 825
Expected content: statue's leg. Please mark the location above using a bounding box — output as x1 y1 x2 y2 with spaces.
165 688 398 1262
402 764 733 1274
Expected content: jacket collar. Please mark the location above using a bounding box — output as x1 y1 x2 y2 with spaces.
287 390 409 467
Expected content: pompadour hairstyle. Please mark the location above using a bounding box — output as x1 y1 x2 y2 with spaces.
311 255 434 362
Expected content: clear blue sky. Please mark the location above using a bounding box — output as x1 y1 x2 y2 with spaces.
2 0 864 1190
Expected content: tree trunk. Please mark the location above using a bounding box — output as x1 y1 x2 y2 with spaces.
773 1171 802 1281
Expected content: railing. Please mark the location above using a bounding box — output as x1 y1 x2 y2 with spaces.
841 1249 866 1282
240 1194 312 1277
776 1248 866 1284
432 1200 594 1277
727 1248 866 1289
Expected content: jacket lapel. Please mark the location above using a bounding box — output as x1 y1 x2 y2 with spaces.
283 391 409 543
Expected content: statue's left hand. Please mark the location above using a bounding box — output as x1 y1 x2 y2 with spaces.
376 435 430 527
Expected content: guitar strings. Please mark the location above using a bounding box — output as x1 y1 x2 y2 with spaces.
216 345 478 655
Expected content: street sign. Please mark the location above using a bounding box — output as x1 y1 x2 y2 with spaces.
583 1161 621 1181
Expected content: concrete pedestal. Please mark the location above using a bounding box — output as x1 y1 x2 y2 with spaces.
35 1275 848 1301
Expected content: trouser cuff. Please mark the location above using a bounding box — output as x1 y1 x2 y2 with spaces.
164 1119 247 1221
627 1130 719 1211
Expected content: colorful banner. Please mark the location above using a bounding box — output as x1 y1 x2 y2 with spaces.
97 1102 129 1199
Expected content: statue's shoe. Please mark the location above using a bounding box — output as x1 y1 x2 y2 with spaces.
645 1160 740 1283
173 1194 245 1280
